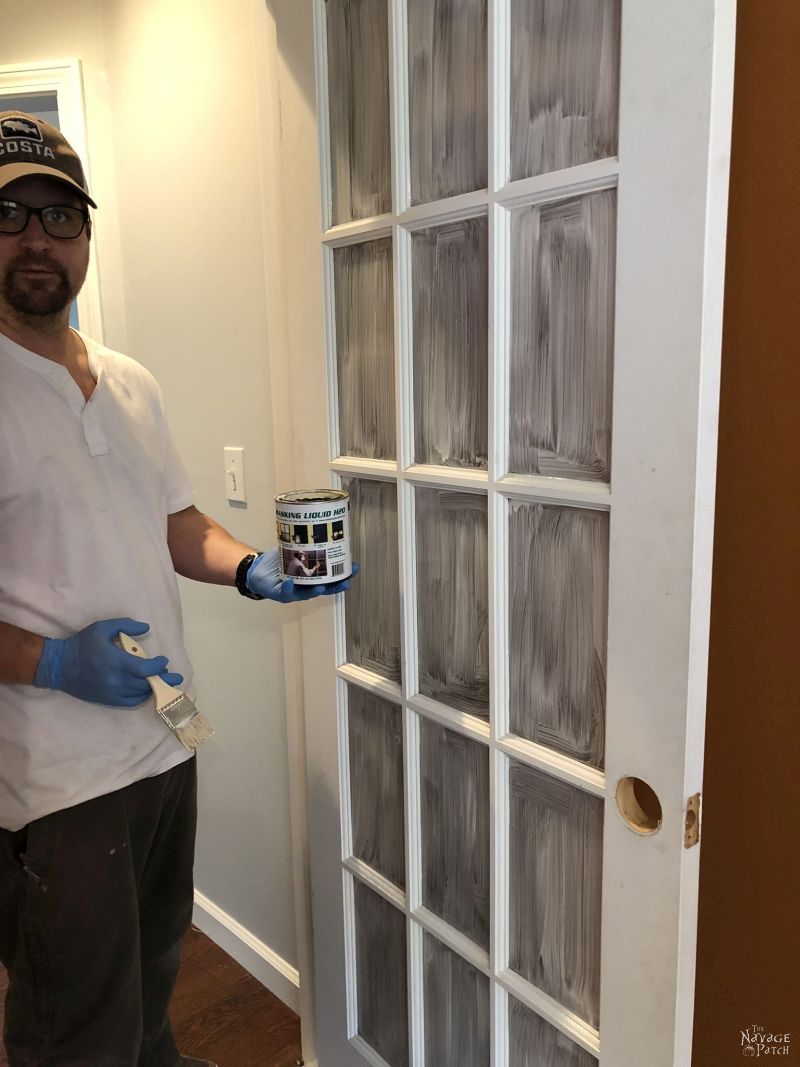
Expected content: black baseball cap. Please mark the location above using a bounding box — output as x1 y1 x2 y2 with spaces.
0 111 97 208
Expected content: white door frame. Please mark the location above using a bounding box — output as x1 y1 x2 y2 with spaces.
270 1 736 1063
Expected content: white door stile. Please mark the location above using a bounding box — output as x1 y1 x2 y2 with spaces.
306 6 373 1062
598 2 735 1065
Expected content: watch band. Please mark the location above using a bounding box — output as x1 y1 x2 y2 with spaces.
235 552 264 599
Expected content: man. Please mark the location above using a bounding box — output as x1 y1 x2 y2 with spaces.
0 112 353 1067
286 551 320 578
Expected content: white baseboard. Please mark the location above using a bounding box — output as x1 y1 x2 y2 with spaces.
192 890 300 1014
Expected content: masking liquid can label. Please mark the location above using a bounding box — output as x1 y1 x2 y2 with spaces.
275 489 352 585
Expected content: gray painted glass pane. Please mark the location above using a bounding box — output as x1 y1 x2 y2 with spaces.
412 218 488 469
421 720 490 948
326 0 391 223
423 934 490 1067
354 880 409 1066
408 0 488 204
508 190 616 481
509 501 608 768
415 488 489 718
348 686 405 889
510 0 621 180
509 996 597 1067
509 761 603 1028
343 478 401 682
334 238 396 460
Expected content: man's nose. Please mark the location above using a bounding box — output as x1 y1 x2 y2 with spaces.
18 212 52 248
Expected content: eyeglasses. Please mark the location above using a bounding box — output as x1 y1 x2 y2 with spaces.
0 199 89 240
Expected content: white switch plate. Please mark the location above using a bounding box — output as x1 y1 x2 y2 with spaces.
224 447 246 503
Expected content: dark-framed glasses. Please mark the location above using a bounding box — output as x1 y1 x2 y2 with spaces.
0 199 89 240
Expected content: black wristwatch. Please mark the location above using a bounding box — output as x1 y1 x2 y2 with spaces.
235 552 264 599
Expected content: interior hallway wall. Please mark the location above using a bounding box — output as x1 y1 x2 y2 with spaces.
1 0 300 1005
692 0 800 1060
99 0 298 984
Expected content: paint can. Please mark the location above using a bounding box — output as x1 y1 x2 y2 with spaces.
275 489 352 585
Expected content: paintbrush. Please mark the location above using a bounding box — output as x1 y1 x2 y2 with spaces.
118 631 214 752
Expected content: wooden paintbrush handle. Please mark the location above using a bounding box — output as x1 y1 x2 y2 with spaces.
117 631 183 707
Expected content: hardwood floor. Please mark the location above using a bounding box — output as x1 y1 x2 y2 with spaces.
0 927 303 1067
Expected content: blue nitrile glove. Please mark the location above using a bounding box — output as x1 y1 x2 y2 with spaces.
33 618 184 708
246 547 359 604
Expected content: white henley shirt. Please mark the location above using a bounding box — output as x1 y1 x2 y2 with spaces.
0 330 196 831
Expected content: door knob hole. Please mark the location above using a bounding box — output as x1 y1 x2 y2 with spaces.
615 776 662 835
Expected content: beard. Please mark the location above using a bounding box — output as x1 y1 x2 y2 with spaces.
2 252 78 317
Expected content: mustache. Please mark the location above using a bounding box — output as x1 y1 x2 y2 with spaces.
7 253 69 281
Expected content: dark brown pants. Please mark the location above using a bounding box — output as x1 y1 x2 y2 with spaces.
0 758 197 1067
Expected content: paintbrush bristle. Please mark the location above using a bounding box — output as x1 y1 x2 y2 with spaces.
155 693 215 751
174 712 215 752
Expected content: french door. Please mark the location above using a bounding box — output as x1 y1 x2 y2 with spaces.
285 1 736 1064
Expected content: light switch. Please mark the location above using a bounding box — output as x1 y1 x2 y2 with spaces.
224 447 246 503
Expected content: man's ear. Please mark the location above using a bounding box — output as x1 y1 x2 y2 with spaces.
85 216 92 241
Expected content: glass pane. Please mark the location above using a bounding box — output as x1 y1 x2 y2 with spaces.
343 478 401 682
354 879 409 1066
408 0 488 204
421 720 489 948
415 488 489 718
423 934 490 1067
510 0 621 180
508 190 616 480
508 501 608 768
412 218 488 469
326 0 391 223
509 761 603 1028
348 686 405 889
509 996 598 1067
334 238 396 460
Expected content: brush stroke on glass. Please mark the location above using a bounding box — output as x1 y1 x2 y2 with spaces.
509 190 616 480
510 0 621 180
415 488 489 718
408 0 488 204
334 238 396 460
326 0 392 223
508 500 608 768
354 879 409 1066
421 719 490 947
424 933 490 1066
343 477 401 683
509 760 603 1028
412 218 489 469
